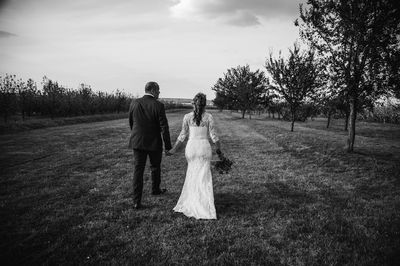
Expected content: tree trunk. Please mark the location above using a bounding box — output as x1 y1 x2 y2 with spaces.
21 97 26 120
344 110 350 131
291 111 295 132
326 111 332 128
50 97 55 119
241 109 245 119
272 112 275 119
347 97 357 152
21 102 25 121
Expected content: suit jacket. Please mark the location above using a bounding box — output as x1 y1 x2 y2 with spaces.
128 95 172 151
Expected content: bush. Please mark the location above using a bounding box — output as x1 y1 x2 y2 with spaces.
359 105 400 124
281 103 319 122
160 100 195 110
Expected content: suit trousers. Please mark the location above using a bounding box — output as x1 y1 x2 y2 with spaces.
132 149 163 204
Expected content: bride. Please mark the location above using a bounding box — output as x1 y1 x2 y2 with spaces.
168 93 222 219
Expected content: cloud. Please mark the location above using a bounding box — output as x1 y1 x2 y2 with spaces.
0 0 10 10
0 30 16 38
0 0 171 41
170 0 302 26
227 10 260 27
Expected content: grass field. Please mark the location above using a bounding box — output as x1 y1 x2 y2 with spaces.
1 110 399 265
0 113 129 135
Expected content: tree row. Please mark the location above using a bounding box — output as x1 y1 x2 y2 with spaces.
0 75 132 122
212 0 399 152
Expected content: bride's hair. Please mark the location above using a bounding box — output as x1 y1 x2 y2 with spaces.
193 93 206 126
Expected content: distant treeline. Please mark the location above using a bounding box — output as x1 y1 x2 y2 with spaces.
0 74 190 123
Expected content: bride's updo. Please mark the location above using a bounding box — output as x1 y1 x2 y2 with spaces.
193 93 206 126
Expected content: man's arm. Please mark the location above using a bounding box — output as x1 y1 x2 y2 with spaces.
159 103 172 150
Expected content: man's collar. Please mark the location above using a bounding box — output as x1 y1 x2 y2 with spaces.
144 93 154 97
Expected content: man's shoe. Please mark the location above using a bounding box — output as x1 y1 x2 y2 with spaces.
133 203 142 209
152 188 167 195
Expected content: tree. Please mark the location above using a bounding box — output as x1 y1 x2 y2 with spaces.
115 89 127 114
266 100 282 119
212 65 266 119
297 0 400 151
260 84 278 117
315 85 347 129
78 83 94 115
265 44 321 131
25 78 39 117
17 78 28 120
0 74 18 122
42 76 63 119
213 91 229 111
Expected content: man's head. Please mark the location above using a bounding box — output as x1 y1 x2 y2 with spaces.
145 81 160 99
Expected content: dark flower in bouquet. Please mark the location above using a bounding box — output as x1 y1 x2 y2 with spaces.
214 149 233 174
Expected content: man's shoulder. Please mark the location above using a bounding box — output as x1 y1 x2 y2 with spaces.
129 98 138 108
139 96 158 105
130 97 152 109
142 97 165 112
131 97 143 103
155 99 165 108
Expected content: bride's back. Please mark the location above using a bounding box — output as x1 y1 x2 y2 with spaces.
177 111 219 144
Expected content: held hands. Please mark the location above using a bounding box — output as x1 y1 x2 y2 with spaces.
166 140 183 156
165 149 174 156
165 147 178 156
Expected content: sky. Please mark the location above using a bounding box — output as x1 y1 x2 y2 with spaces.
0 0 303 99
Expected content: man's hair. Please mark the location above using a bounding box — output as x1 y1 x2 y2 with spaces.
145 81 159 93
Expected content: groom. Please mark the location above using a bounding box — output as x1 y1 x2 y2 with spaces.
128 81 172 209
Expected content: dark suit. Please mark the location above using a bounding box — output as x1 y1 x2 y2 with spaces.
128 95 172 204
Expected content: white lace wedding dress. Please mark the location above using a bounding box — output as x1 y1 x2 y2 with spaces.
173 112 219 219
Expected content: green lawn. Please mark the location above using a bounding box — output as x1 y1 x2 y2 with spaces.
1 110 399 265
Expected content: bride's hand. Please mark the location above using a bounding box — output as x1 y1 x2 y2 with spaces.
167 140 182 156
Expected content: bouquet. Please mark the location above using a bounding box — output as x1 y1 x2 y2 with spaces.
214 149 233 174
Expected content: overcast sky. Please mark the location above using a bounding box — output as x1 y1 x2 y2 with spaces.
0 0 303 99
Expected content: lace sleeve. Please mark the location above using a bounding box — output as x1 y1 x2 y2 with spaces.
177 114 189 142
208 114 219 143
